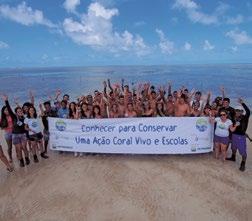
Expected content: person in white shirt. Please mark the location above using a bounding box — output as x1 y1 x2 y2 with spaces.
24 106 48 163
210 110 233 161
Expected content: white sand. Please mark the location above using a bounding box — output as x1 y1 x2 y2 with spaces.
0 122 252 221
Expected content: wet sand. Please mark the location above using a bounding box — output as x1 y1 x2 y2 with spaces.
0 123 252 221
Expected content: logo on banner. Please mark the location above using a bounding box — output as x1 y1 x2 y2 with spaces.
196 118 208 132
55 120 67 131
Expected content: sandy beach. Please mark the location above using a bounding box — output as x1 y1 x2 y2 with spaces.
0 121 251 221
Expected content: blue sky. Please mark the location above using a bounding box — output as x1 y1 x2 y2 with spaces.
0 0 252 67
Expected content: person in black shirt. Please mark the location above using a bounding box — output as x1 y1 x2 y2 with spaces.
1 95 30 167
40 101 58 154
218 97 235 120
228 98 250 171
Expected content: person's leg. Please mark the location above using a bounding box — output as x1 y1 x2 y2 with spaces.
38 140 49 159
215 142 220 159
237 135 247 172
0 145 13 171
14 143 25 167
20 139 30 165
31 140 39 163
5 137 13 163
226 134 237 161
43 130 49 154
220 144 228 162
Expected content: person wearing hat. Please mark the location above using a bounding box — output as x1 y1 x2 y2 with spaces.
228 98 250 171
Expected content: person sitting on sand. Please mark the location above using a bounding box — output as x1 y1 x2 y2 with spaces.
227 98 250 171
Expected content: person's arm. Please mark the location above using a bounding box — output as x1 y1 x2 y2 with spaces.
1 95 15 118
220 86 225 99
107 79 113 92
168 81 172 95
121 79 125 92
24 119 36 134
39 103 45 117
54 89 61 102
29 90 35 106
239 98 250 118
206 91 211 105
230 121 239 132
103 81 108 98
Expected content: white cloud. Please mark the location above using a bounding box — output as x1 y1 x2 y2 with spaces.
226 30 252 45
172 0 228 25
173 0 198 10
63 0 80 13
203 40 215 50
0 1 56 28
226 14 244 25
184 42 191 50
156 29 174 55
63 2 150 56
0 40 9 49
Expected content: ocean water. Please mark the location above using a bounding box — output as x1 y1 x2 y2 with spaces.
0 64 251 108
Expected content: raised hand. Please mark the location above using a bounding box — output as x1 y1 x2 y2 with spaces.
238 97 244 104
56 89 61 96
1 94 8 101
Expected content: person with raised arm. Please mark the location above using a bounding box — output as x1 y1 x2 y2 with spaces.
227 98 250 171
1 94 30 167
40 101 57 154
0 103 14 162
156 101 166 117
174 91 190 117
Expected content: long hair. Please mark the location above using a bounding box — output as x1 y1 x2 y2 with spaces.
69 102 76 119
92 105 101 118
0 106 8 128
27 106 37 119
81 102 89 118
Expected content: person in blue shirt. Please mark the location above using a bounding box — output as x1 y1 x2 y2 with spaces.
57 100 69 119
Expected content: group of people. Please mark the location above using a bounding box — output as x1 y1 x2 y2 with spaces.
0 79 251 172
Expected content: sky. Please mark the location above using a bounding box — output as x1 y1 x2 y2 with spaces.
0 0 252 67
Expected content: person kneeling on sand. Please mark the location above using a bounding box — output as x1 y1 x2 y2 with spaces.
227 98 250 172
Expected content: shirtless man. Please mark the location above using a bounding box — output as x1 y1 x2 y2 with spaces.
117 95 126 117
109 103 120 118
174 94 190 117
165 94 175 116
125 103 137 117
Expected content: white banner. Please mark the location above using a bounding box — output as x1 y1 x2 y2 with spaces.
49 117 213 154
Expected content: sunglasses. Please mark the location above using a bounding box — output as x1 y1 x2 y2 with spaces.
220 114 227 116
